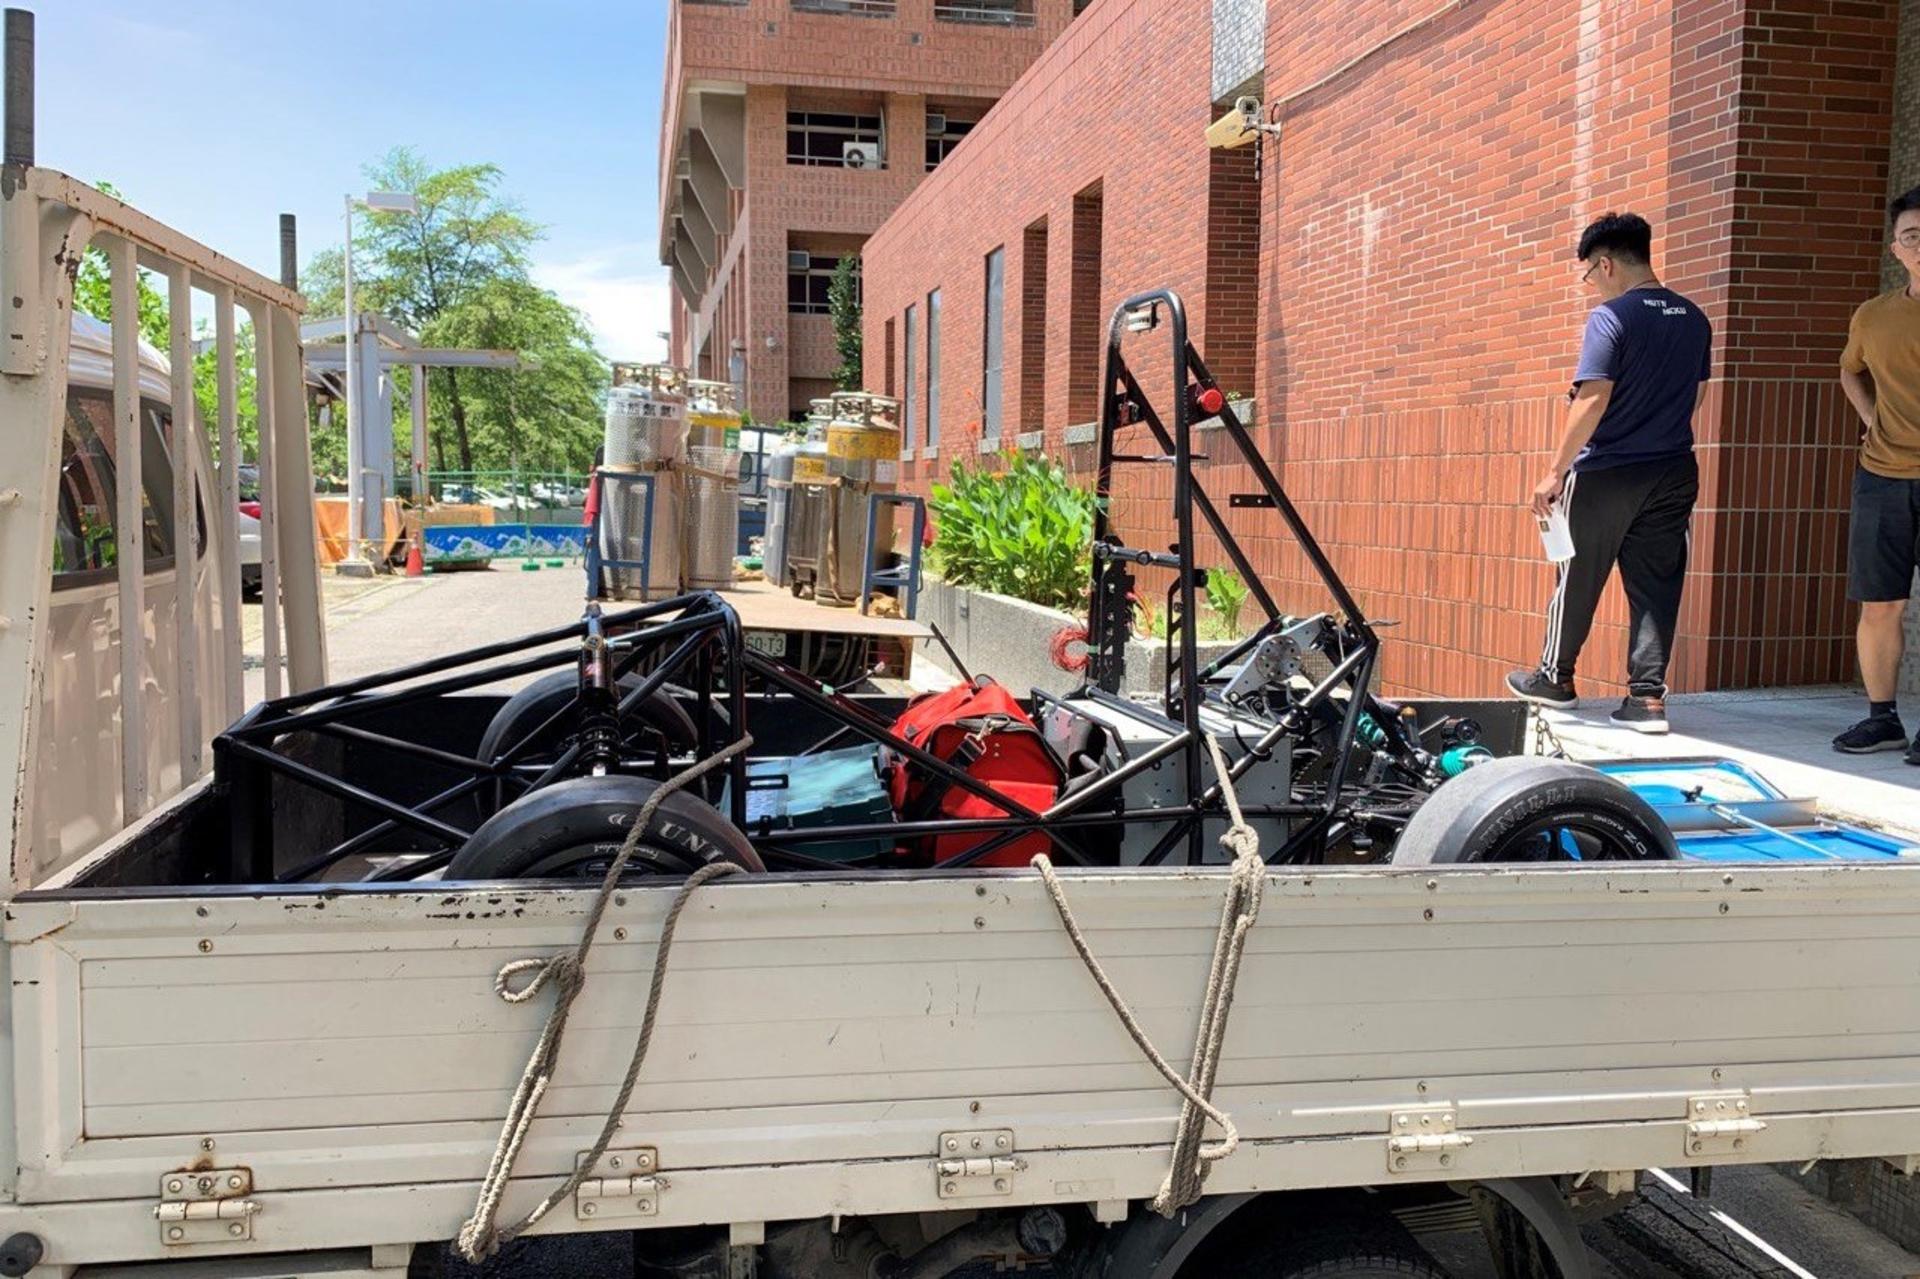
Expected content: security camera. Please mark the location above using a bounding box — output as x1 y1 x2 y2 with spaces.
1236 96 1262 129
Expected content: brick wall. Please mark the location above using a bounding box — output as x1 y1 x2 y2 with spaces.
862 0 1913 699
1203 146 1259 398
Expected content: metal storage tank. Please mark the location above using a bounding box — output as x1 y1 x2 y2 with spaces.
784 400 834 598
762 434 801 588
683 379 743 591
600 365 687 600
817 392 901 608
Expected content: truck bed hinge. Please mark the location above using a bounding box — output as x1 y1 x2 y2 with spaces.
1686 1093 1765 1157
1388 1105 1473 1173
574 1147 662 1221
937 1129 1023 1199
155 1169 260 1245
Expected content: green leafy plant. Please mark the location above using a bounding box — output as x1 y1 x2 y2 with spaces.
1134 594 1243 643
1205 567 1250 636
928 452 1098 611
829 256 862 391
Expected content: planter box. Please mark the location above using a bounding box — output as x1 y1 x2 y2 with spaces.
917 577 1243 701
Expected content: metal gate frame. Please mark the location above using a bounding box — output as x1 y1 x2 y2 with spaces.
0 9 323 891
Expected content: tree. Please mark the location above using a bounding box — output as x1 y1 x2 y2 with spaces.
829 256 862 391
429 277 609 476
301 147 590 475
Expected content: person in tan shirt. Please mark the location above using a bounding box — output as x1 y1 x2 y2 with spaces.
1834 185 1920 762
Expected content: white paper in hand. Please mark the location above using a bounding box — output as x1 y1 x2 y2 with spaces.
1537 503 1575 563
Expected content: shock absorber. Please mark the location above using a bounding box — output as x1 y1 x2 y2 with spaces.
576 605 622 776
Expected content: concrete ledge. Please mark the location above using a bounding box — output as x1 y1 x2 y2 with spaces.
1016 430 1045 451
917 576 1244 701
1195 396 1255 432
923 445 939 461
976 437 1003 455
899 447 915 462
1064 422 1098 446
918 576 1081 697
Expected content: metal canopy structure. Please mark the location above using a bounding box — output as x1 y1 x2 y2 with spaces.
299 313 526 559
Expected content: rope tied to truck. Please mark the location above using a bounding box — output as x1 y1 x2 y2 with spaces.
1031 734 1264 1216
455 735 754 1264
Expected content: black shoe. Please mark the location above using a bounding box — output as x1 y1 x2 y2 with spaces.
1832 714 1907 755
1506 669 1576 708
1610 696 1669 734
1906 736 1920 766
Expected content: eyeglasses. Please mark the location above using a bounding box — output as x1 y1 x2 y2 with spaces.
1580 261 1601 284
1896 229 1920 249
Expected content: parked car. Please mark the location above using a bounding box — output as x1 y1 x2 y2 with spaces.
237 500 261 598
532 480 586 506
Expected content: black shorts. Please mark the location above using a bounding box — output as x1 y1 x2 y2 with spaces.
1848 466 1920 602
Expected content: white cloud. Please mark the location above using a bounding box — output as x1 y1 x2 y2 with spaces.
531 245 673 364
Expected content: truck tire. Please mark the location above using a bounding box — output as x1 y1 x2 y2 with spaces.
474 670 700 815
447 775 763 880
1391 755 1676 865
1268 1257 1447 1279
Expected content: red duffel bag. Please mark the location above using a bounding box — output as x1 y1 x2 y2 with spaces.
885 677 1064 867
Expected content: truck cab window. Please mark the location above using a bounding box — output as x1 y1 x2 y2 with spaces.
54 388 202 588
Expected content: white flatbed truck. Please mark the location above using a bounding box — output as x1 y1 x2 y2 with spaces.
4 13 1920 1279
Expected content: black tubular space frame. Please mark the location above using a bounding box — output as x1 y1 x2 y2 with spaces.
1085 287 1383 864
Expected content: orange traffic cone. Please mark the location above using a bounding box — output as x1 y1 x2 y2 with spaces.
404 533 425 578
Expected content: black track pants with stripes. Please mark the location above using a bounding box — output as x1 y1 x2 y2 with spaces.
1538 453 1698 698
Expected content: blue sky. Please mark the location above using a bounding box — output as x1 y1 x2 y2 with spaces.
40 0 672 360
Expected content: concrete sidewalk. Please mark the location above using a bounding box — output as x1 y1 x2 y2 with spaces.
1546 685 1920 839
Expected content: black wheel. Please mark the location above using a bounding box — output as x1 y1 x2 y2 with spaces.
1265 1255 1448 1279
447 774 763 880
1391 756 1677 865
1215 1204 1451 1279
475 669 700 814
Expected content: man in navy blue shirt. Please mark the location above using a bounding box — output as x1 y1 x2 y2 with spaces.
1507 213 1712 734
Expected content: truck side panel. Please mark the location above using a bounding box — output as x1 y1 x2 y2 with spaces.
5 863 1920 1267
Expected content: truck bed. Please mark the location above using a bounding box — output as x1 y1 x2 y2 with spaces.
6 856 1920 1266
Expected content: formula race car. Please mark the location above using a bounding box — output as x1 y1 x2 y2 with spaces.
215 289 1683 888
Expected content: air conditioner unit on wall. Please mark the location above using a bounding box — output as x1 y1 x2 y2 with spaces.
787 250 811 271
926 113 947 136
842 142 880 170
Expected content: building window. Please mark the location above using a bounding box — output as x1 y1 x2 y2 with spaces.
1068 181 1104 425
792 0 897 16
786 111 885 168
1020 218 1048 433
884 318 897 397
935 0 1034 27
927 288 942 450
904 302 919 446
982 246 1005 442
787 252 858 315
925 113 976 171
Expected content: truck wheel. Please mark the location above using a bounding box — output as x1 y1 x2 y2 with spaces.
447 775 763 880
1225 1225 1449 1279
1391 755 1676 865
476 670 700 813
1268 1256 1447 1278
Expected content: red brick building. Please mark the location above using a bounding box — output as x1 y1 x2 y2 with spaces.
862 0 1919 698
658 0 1081 423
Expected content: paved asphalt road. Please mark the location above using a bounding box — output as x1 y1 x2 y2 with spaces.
272 570 1920 1279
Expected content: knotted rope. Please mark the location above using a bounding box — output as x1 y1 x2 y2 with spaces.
456 735 753 1263
1031 734 1264 1216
